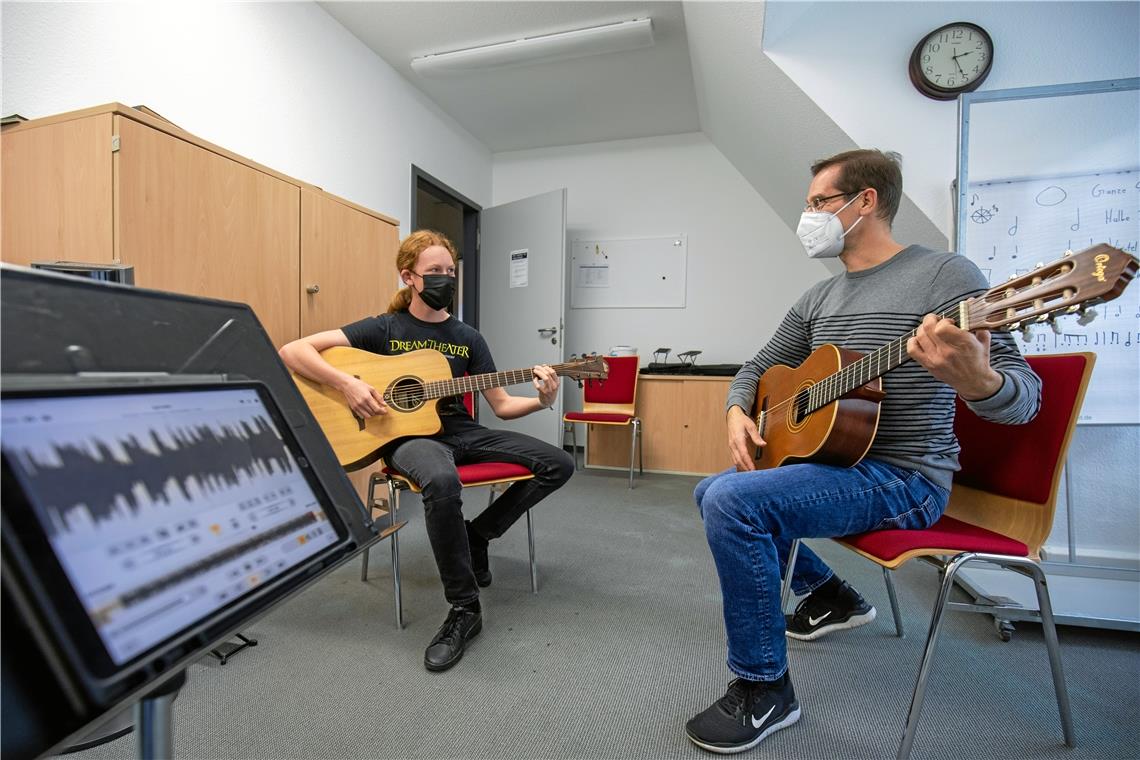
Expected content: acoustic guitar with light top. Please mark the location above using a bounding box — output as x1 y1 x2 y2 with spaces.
293 348 609 470
747 243 1138 471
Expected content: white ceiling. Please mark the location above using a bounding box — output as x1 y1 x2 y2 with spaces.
319 0 946 253
320 1 700 152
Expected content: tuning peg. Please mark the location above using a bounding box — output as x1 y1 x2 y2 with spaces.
1020 324 1034 342
1051 320 1063 334
1076 307 1098 326
1063 249 1074 257
1007 273 1018 281
1034 262 1044 269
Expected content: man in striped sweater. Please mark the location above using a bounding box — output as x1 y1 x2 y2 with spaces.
685 150 1041 754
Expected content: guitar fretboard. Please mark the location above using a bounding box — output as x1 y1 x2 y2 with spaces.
422 362 583 400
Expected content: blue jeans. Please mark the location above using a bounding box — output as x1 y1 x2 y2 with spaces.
694 459 949 681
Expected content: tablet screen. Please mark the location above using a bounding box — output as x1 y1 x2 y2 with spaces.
1 385 341 665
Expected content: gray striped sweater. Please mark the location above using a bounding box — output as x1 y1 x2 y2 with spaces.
727 245 1041 490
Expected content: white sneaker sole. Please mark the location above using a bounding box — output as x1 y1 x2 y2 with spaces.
785 607 877 641
686 705 802 754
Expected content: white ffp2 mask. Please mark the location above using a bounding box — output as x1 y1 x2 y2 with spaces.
796 194 863 259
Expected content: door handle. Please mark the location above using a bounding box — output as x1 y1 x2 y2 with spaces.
306 284 320 294
537 326 558 337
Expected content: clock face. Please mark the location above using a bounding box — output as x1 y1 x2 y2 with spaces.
909 22 993 100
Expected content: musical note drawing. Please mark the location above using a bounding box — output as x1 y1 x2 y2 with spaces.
970 193 979 206
1071 207 1080 232
1007 215 1019 236
1063 334 1089 346
1036 185 1067 207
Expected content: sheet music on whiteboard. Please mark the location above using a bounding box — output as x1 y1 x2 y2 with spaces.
963 168 1139 424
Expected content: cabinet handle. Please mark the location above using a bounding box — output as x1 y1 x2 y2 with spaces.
306 284 320 294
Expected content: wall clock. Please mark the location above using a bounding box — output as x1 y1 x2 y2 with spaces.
909 22 993 100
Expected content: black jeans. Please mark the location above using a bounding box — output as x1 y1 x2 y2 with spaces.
386 416 575 607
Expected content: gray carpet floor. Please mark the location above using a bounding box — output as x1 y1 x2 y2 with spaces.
69 469 1139 760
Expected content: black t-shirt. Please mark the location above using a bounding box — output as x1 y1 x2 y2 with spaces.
341 310 496 418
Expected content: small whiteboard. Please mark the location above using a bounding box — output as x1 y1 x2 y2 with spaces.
570 235 687 308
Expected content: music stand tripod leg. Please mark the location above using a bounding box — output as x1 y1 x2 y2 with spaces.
134 669 186 760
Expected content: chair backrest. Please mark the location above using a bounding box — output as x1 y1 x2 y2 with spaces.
945 352 1095 558
582 355 639 417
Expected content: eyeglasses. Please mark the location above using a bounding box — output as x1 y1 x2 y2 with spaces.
804 191 854 213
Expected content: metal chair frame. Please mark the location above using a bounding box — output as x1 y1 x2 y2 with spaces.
360 467 540 628
780 540 1074 760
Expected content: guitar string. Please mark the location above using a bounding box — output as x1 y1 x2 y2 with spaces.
384 361 599 407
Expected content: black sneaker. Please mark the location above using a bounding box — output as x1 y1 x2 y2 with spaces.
785 579 876 641
685 675 801 754
423 606 482 672
466 521 492 588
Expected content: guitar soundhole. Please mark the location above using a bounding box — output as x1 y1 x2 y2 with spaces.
386 376 426 412
793 390 810 424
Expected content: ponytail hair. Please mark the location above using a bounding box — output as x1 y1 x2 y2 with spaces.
386 229 459 313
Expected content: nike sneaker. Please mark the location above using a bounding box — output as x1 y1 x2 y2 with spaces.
685 675 801 754
785 579 876 641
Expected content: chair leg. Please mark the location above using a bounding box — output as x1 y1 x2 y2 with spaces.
780 539 800 613
527 509 538 593
637 418 643 475
391 529 403 629
361 474 380 582
1018 559 1076 747
883 567 905 637
388 478 403 629
896 552 974 760
570 423 579 469
628 419 639 489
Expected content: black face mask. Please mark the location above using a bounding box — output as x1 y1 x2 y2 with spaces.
414 274 456 311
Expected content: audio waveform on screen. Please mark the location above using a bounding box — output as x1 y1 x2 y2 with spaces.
11 415 294 537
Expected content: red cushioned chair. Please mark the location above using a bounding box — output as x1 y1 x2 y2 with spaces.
359 394 540 628
563 355 643 488
780 352 1094 760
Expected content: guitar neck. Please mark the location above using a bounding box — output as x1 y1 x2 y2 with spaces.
806 301 969 414
421 362 580 400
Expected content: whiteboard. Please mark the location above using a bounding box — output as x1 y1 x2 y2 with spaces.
570 235 686 308
963 168 1140 424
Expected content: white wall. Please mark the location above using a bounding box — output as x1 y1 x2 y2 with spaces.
763 1 1140 241
1 1 493 234
494 132 832 411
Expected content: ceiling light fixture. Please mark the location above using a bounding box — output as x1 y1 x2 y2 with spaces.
410 18 654 77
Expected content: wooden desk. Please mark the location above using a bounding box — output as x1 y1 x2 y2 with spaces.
586 374 733 476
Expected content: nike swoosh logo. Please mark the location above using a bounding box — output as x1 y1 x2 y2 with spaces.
808 611 832 626
751 705 775 729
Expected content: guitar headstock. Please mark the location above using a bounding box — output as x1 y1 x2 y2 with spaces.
561 354 609 380
966 244 1138 332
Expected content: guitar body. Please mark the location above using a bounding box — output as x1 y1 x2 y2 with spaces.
292 348 452 471
749 345 884 471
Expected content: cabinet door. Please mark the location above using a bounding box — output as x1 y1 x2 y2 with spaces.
682 379 733 475
115 116 300 348
586 377 686 471
1 114 114 266
300 189 398 335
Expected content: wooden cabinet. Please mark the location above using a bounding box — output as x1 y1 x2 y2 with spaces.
587 375 734 476
2 103 401 506
1 103 399 349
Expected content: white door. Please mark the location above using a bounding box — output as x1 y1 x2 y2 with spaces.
477 188 567 447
